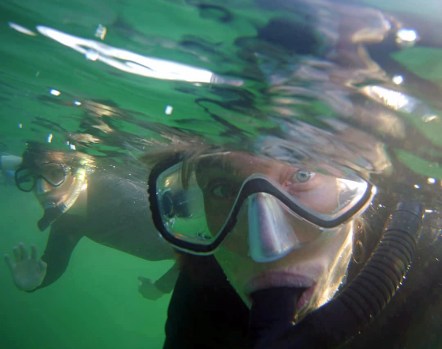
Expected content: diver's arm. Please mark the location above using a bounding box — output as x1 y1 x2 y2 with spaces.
155 261 180 293
34 214 84 290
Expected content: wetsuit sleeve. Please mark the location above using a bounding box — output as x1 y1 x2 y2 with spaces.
33 214 85 290
155 262 179 294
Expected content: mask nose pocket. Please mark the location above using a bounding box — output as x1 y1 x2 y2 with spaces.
248 193 301 263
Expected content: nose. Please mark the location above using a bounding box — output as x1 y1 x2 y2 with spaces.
247 193 301 263
35 178 52 194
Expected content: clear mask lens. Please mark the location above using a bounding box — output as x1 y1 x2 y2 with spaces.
152 152 371 251
15 168 35 192
156 163 214 245
39 163 67 186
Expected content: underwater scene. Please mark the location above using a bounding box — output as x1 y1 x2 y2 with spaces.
1 0 441 348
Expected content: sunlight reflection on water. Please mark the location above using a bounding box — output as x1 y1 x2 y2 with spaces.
0 1 441 349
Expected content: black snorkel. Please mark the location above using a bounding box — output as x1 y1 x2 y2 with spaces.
249 201 424 349
37 202 66 231
249 287 306 345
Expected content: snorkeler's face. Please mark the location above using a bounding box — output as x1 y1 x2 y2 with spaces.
149 150 368 315
197 152 355 314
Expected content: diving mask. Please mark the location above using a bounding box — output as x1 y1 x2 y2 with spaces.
15 162 69 192
148 152 373 256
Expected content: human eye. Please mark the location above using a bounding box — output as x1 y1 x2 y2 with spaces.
283 169 317 194
293 169 314 183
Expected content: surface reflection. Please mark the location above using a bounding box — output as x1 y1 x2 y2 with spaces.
18 25 243 85
0 1 441 349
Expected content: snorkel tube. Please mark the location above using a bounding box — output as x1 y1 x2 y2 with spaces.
251 201 424 349
37 167 87 231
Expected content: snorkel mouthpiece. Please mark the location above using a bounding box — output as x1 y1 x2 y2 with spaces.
248 193 300 263
249 287 306 346
37 203 64 231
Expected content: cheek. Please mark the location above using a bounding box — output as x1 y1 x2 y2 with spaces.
214 234 254 306
305 225 354 309
221 215 248 250
213 213 253 292
204 194 238 234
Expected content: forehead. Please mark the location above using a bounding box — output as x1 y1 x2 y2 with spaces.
194 152 309 188
193 151 357 184
23 151 68 168
197 152 301 171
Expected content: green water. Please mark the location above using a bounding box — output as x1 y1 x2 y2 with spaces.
0 2 240 348
0 186 172 349
1 0 442 348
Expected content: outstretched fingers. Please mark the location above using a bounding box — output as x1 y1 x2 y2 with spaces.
19 243 28 260
30 245 38 261
12 243 27 262
13 245 21 262
4 254 14 272
7 243 38 269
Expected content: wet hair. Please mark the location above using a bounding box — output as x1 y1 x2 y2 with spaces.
21 141 95 171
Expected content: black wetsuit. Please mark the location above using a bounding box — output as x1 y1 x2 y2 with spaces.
36 172 174 290
163 236 442 349
164 255 250 349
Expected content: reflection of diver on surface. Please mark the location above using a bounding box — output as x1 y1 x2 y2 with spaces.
2 144 178 299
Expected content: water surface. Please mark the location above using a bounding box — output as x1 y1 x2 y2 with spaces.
1 1 441 348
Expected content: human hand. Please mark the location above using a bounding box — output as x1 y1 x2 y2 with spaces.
4 243 47 291
138 276 164 300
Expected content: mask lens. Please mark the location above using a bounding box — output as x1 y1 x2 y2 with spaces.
15 168 35 192
40 163 66 186
280 171 370 221
156 163 215 245
152 153 372 250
